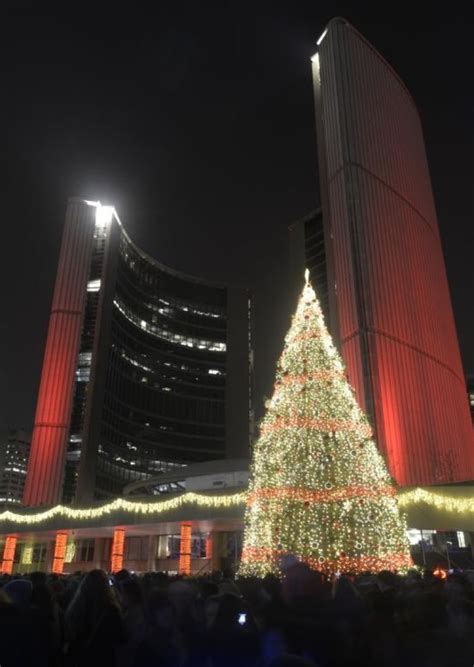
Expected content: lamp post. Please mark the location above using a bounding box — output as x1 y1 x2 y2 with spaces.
420 529 426 568
446 541 452 571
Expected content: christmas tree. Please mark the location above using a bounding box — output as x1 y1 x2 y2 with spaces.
239 271 412 577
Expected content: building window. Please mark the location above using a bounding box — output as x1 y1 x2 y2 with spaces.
124 537 147 561
74 539 95 562
32 544 47 564
166 534 206 559
113 298 226 352
457 531 466 548
87 279 101 292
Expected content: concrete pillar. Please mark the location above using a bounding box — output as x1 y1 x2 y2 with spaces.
157 535 168 559
52 532 68 574
111 528 125 573
179 522 192 575
20 542 34 572
93 538 103 569
211 532 225 572
205 533 213 561
44 538 55 573
147 535 158 571
1 536 17 574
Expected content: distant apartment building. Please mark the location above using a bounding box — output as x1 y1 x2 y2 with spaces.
467 376 474 423
0 429 31 507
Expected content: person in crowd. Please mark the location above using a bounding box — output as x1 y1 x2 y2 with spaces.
279 563 337 665
117 575 146 636
129 588 184 667
0 578 54 667
206 592 260 666
331 575 368 665
269 656 318 667
31 575 64 666
116 575 146 667
1 566 474 666
64 569 126 667
168 578 208 666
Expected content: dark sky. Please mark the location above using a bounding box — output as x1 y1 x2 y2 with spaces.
1 3 473 434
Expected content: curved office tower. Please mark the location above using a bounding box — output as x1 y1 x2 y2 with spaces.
24 199 252 505
312 18 474 485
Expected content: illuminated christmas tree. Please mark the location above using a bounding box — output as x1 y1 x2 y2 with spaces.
239 271 412 577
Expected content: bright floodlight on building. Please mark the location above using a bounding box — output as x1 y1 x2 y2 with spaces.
95 205 114 228
316 28 328 45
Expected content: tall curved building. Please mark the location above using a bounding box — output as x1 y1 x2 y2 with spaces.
24 199 252 505
311 18 474 485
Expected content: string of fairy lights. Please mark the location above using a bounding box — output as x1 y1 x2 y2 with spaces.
0 488 473 527
0 492 246 526
397 488 474 515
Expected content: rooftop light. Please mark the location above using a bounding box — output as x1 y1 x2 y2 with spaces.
316 28 328 45
95 205 114 228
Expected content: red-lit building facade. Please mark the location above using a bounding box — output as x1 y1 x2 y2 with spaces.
23 199 252 507
303 18 474 486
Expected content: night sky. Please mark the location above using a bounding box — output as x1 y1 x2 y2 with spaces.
1 4 472 435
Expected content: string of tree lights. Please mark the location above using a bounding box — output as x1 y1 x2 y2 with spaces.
0 488 473 528
239 271 412 577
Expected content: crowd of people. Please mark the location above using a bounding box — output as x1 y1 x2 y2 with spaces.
1 564 474 666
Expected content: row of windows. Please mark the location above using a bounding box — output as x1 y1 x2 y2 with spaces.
116 345 225 381
97 444 185 473
99 413 224 458
103 365 225 425
111 317 227 374
117 264 226 337
109 351 225 401
113 297 226 352
95 460 153 493
119 236 227 310
116 269 227 340
98 454 187 477
101 393 225 438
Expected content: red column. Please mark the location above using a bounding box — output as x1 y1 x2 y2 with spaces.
111 529 125 573
23 200 95 506
52 532 68 574
179 522 192 576
205 534 213 560
1 536 17 574
313 19 474 485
